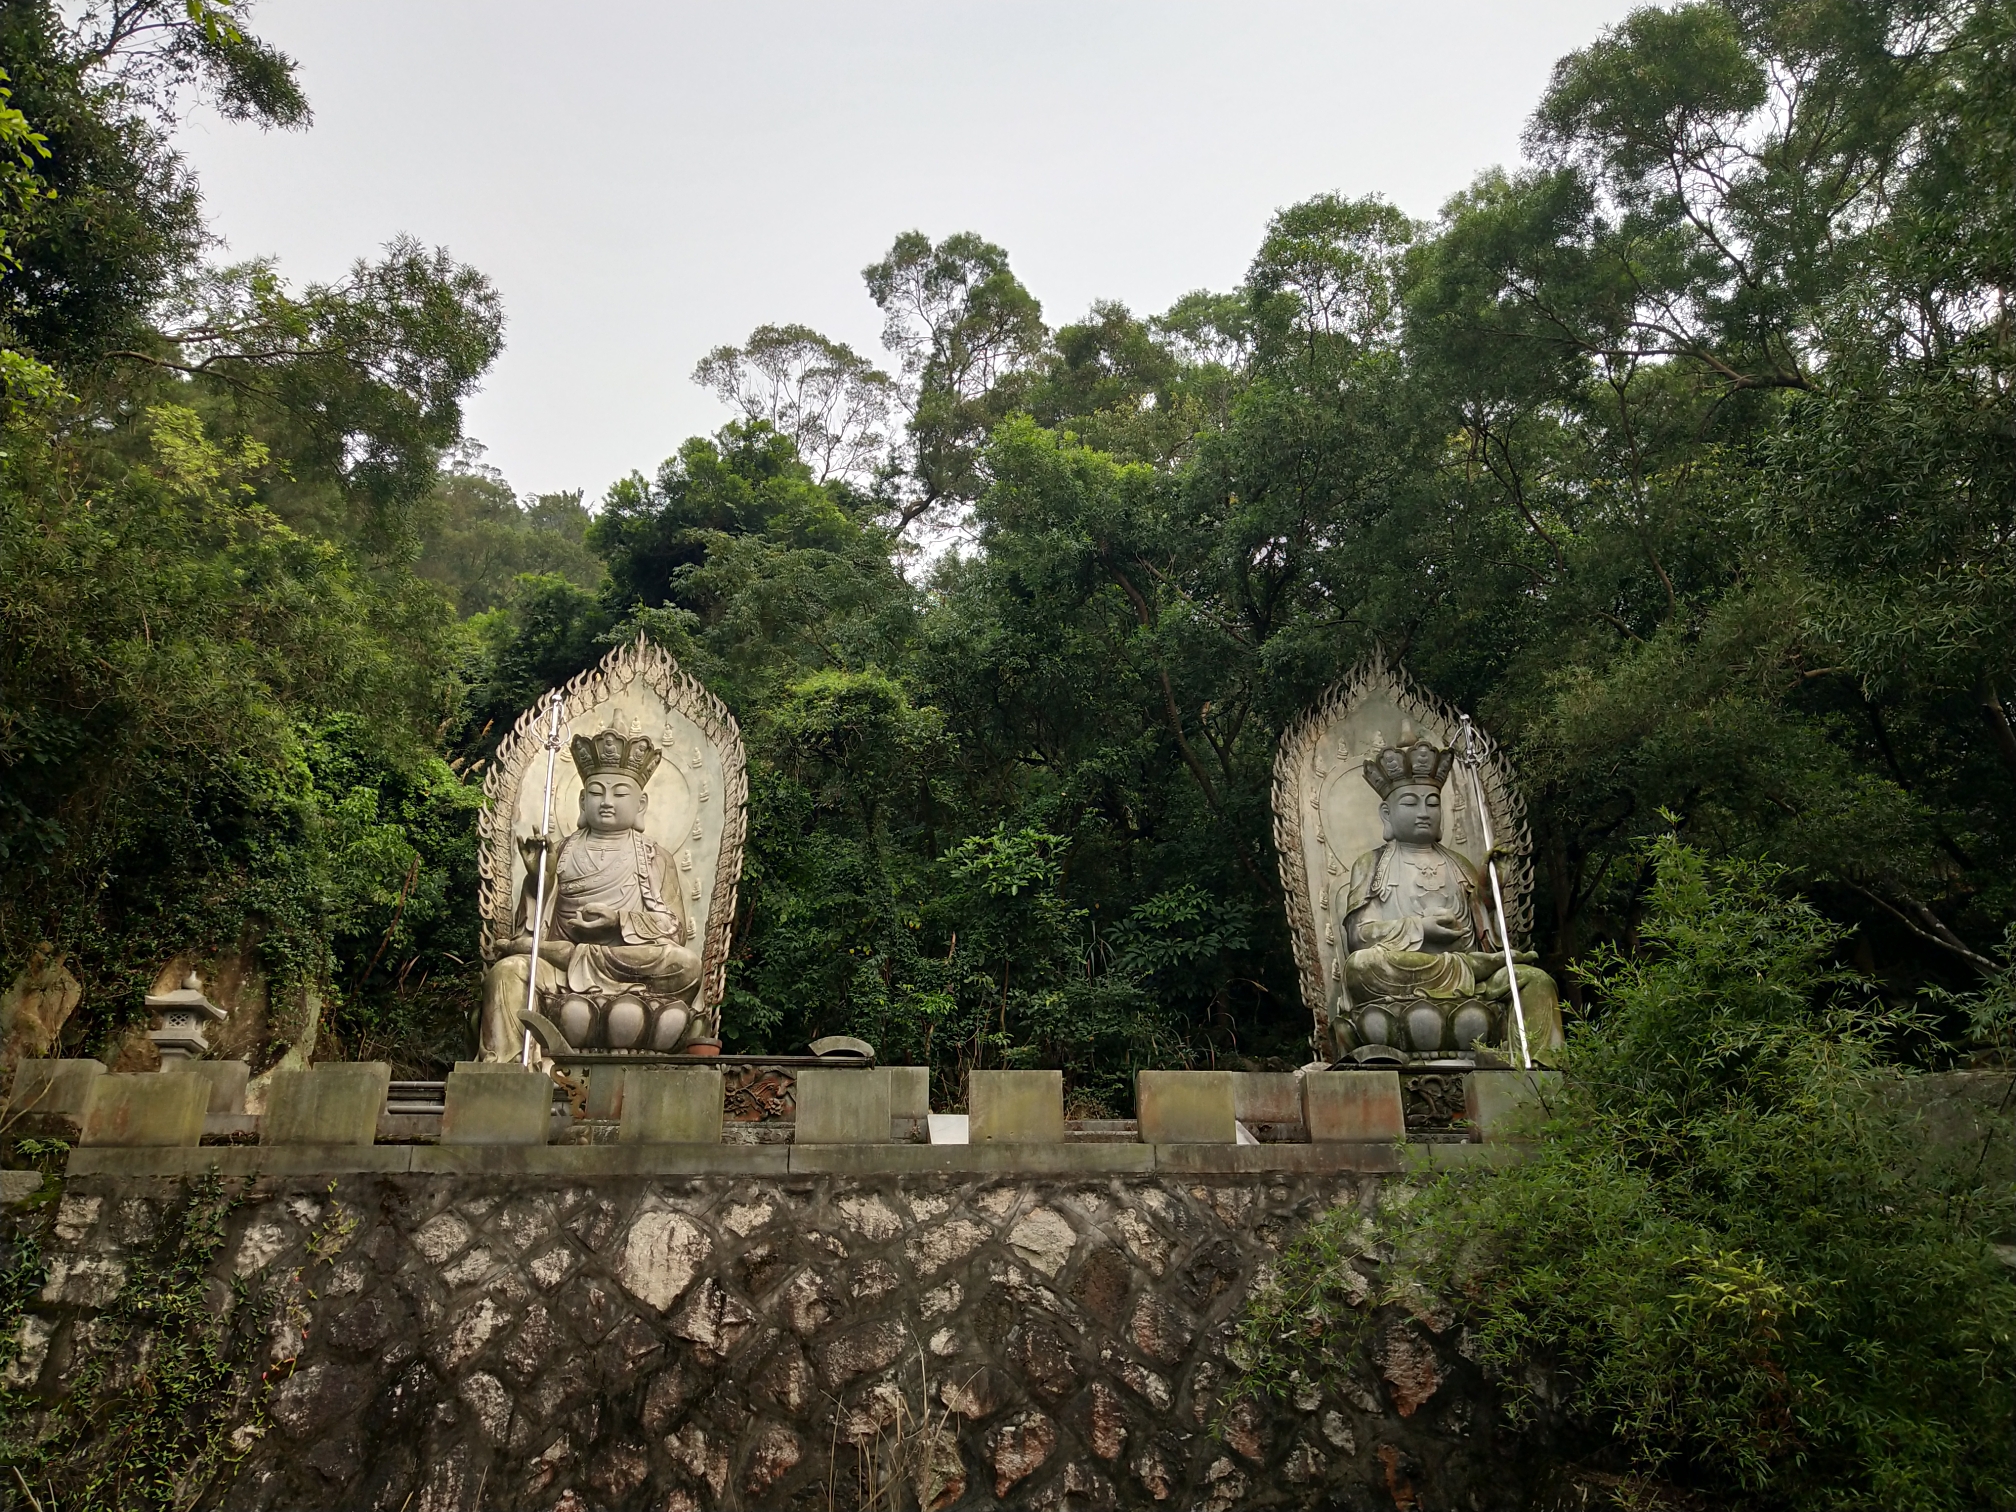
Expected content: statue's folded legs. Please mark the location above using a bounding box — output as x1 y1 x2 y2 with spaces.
478 950 561 1063
480 940 704 1060
1480 960 1564 1053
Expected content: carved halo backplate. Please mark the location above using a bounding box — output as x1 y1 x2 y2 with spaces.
1272 651 1534 1051
477 636 749 1017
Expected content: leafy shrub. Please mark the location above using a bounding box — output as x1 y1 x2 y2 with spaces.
1235 839 2016 1510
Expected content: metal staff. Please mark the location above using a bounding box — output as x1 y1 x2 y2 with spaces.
1460 715 1532 1071
519 693 566 1067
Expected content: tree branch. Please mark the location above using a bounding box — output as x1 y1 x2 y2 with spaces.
1841 882 1995 972
1977 672 2016 786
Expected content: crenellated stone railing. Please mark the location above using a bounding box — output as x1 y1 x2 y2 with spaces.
14 1058 1555 1184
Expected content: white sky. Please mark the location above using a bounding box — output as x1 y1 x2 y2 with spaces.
177 1 1639 503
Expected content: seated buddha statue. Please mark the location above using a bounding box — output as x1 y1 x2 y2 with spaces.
478 729 703 1060
1329 724 1561 1060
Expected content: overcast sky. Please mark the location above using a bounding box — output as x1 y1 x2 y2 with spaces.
177 1 1640 503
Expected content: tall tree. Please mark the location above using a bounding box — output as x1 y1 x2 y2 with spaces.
692 323 897 487
0 0 505 1079
863 230 1047 529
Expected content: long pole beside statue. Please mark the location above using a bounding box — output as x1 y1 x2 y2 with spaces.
519 693 566 1068
1460 715 1532 1071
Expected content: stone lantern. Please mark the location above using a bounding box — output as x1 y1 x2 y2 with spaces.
145 971 227 1063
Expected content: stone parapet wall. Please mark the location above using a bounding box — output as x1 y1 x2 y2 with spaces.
8 1161 1529 1511
20 1060 1556 1154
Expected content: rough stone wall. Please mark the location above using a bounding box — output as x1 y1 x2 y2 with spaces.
12 1170 1530 1510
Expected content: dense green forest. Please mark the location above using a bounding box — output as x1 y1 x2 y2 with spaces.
2 0 2012 1103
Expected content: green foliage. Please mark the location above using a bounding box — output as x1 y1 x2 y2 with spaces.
1235 840 2016 1509
0 66 52 278
1929 925 2016 1067
0 1175 257 1511
0 394 488 1063
0 3 501 1074
692 323 897 487
863 229 1047 526
1246 192 1413 364
3 0 2013 1143
0 0 309 369
414 463 602 615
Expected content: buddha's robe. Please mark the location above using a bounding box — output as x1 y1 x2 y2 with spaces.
478 829 701 1060
1333 839 1564 1054
1337 841 1496 1003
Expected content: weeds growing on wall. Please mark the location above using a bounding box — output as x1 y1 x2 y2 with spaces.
0 1174 258 1512
1233 840 2016 1512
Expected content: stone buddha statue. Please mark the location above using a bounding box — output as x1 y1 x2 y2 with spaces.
1330 723 1561 1059
478 729 703 1060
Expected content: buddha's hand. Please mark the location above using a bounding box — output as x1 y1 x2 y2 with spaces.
571 906 615 933
519 834 553 873
1480 953 1542 990
1421 913 1467 946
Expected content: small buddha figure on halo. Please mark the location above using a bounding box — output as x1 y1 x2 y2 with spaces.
478 729 702 1060
1330 722 1561 1060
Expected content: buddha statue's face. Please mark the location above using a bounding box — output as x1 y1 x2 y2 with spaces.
1381 783 1443 845
579 773 648 835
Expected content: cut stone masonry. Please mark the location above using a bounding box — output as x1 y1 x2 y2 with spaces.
8 1166 1537 1511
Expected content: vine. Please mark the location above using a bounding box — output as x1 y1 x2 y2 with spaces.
0 1174 266 1512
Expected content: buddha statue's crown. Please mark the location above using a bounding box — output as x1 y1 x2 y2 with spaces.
1362 720 1455 798
571 728 662 785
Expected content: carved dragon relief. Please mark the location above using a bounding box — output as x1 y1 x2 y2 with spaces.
1272 650 1534 1056
476 635 749 1024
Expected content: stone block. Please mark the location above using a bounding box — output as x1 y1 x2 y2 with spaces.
886 1065 930 1120
8 1058 104 1116
1154 1142 1403 1174
411 1143 790 1177
788 1141 1155 1175
79 1072 207 1147
69 1144 419 1178
263 1063 390 1147
0 1170 43 1204
441 1062 553 1146
1467 1069 1561 1141
1232 1071 1304 1127
165 1058 249 1114
793 1066 890 1144
1136 1070 1236 1144
584 1066 626 1121
1303 1071 1404 1142
969 1069 1065 1143
620 1068 724 1143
